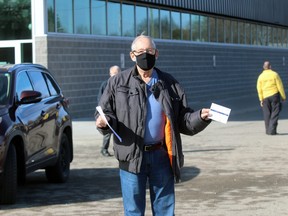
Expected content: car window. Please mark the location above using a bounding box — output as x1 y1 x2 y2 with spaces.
0 73 10 104
28 71 50 98
44 73 60 96
16 71 33 100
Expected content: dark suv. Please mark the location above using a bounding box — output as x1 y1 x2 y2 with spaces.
0 63 73 204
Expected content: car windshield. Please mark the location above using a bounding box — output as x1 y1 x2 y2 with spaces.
0 73 10 105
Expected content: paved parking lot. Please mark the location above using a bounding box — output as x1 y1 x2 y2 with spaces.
1 96 288 215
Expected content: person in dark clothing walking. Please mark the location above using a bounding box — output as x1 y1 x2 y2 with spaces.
97 65 121 156
257 61 286 135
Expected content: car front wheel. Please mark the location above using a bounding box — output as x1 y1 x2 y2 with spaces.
45 134 71 183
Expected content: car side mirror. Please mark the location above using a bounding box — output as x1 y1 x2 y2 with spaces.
19 90 42 104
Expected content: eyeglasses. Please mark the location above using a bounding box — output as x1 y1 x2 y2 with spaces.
132 48 156 56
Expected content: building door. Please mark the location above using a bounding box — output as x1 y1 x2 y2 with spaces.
0 42 32 65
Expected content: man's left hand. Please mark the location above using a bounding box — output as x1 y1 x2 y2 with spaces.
201 108 210 121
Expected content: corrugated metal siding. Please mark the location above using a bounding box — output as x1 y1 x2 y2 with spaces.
42 35 288 118
132 0 288 26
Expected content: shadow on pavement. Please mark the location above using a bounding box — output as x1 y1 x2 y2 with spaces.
0 168 122 210
179 166 201 183
0 166 202 210
184 148 235 153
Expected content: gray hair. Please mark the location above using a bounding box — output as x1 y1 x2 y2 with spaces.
131 35 156 51
109 65 121 76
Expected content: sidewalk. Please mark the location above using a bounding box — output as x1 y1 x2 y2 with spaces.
1 96 288 215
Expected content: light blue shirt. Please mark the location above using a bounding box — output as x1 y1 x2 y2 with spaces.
143 70 165 144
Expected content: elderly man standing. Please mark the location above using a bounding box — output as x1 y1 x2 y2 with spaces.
257 61 286 135
95 35 211 215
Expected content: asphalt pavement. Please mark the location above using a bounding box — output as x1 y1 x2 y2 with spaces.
1 96 288 216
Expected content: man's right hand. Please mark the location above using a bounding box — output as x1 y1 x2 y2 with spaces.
95 116 107 128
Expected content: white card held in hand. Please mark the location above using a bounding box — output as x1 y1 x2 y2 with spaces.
208 103 231 124
96 106 122 142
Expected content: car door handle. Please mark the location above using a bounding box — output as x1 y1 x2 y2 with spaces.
56 103 61 109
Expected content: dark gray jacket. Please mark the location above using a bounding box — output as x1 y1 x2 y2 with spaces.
97 79 108 104
96 66 210 182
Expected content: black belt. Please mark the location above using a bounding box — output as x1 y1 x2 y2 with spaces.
143 142 163 151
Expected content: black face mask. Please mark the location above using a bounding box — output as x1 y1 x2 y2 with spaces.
136 53 156 71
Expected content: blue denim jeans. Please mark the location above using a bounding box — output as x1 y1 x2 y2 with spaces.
119 147 175 216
